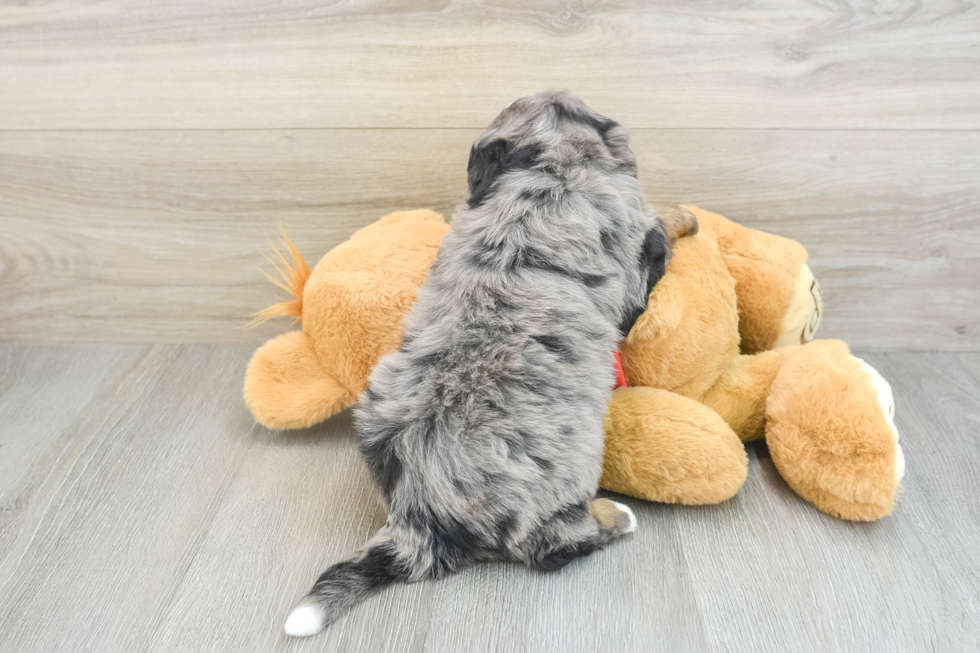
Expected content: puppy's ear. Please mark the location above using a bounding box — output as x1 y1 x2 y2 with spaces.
467 138 543 208
618 227 671 338
640 227 671 297
599 121 637 177
467 138 509 207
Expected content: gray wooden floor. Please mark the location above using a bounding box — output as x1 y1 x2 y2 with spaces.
0 345 977 652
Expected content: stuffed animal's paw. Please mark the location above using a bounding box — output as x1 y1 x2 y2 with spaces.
851 356 905 484
601 387 747 505
766 340 902 521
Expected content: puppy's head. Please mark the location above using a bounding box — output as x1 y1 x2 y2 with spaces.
466 92 692 340
466 91 638 208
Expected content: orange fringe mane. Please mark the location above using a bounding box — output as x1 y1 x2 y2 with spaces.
248 228 312 327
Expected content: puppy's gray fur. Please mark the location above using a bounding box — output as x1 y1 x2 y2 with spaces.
284 91 683 637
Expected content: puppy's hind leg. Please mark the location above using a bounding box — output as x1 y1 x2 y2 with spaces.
528 498 637 572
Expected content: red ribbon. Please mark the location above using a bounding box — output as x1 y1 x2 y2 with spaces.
612 350 627 389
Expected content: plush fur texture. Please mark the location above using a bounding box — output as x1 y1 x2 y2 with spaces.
618 208 902 519
284 92 669 636
245 330 356 430
600 387 747 504
694 207 815 354
700 347 793 442
245 203 902 523
244 209 449 429
620 221 741 400
767 341 900 521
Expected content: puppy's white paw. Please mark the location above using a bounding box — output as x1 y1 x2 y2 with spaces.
611 501 637 533
284 603 325 637
851 356 904 483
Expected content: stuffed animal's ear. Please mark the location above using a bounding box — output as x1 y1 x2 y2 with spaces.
685 205 813 354
653 204 699 241
244 331 357 430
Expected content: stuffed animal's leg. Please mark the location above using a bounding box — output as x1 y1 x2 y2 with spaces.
765 340 904 521
601 387 747 505
700 347 798 442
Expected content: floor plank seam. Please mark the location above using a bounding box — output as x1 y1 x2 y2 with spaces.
138 422 261 651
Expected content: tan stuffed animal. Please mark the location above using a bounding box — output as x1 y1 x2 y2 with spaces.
602 206 903 521
245 207 904 521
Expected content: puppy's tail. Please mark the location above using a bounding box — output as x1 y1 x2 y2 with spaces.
284 529 409 637
248 227 312 327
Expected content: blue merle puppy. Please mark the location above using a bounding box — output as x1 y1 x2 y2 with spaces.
284 91 696 637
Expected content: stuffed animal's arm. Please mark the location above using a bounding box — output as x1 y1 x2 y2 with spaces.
244 331 357 430
601 387 747 505
696 340 882 445
699 347 798 442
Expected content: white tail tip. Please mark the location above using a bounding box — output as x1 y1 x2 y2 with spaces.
284 603 325 637
611 501 637 533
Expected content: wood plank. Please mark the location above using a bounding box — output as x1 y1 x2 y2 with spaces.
1 1 979 130
151 407 710 653
0 344 148 560
1 129 977 349
0 345 257 653
144 410 397 653
421 499 709 652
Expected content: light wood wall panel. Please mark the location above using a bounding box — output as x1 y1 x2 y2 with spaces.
0 0 978 130
1 129 977 349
